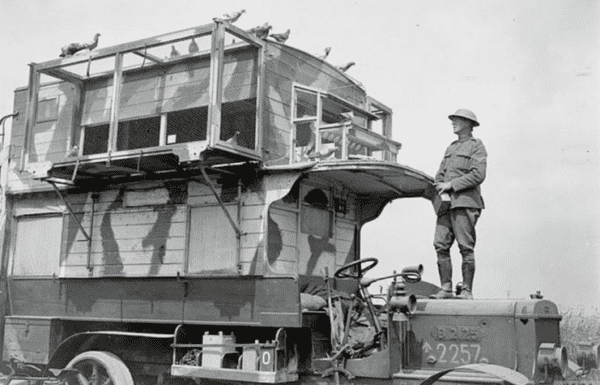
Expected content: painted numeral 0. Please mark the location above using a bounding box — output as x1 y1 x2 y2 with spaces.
261 351 272 365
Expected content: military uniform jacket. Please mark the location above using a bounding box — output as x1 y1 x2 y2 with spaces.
435 136 487 209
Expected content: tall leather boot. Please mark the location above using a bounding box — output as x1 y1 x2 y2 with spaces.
430 257 453 299
456 260 475 300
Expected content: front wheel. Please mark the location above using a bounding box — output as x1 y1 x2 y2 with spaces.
65 351 134 385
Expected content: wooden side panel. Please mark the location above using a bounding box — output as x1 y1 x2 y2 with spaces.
30 83 77 163
187 205 238 274
335 219 357 269
8 85 77 194
187 180 220 206
9 277 300 327
2 317 56 364
238 190 266 275
12 215 63 277
262 44 367 164
61 188 188 278
266 206 297 275
9 280 65 316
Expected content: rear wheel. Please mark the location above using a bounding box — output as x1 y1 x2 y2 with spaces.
65 351 134 385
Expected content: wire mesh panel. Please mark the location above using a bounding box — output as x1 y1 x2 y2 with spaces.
116 116 161 151
166 107 208 144
82 123 109 155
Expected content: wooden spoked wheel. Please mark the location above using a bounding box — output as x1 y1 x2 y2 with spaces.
65 351 134 385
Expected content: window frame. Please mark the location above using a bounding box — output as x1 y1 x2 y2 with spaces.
290 83 377 163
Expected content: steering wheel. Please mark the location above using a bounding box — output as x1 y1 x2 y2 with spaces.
334 257 379 279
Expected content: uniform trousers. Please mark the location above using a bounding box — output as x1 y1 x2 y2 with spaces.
434 207 481 265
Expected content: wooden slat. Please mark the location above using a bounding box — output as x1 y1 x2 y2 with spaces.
40 67 83 86
61 263 184 277
98 206 188 226
62 250 185 266
241 204 264 221
132 50 164 64
272 245 297 263
35 24 215 71
265 95 291 119
269 210 297 233
65 221 187 241
64 235 186 254
268 47 366 107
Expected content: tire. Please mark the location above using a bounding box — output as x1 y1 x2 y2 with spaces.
65 351 134 385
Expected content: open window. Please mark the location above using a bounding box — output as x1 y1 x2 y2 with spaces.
291 85 400 163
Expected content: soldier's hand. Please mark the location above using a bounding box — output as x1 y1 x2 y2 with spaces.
434 182 452 194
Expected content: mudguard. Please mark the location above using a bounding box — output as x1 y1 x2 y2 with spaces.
418 363 531 385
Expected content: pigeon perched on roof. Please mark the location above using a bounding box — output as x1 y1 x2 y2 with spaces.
247 23 272 39
336 62 355 72
170 45 180 58
59 33 101 57
269 29 290 43
188 38 199 54
316 47 331 60
213 9 246 24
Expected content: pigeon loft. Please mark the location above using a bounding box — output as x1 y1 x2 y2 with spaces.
16 21 398 189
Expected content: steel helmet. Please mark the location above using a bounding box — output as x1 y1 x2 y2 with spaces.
448 109 480 127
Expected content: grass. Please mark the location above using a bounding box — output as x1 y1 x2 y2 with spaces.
559 305 600 380
560 306 600 353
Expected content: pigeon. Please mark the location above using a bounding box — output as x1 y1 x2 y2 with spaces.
340 112 354 121
307 146 340 160
317 47 331 60
60 33 101 57
269 29 290 43
336 61 355 72
530 290 544 299
247 23 272 39
213 9 246 24
170 45 180 58
225 131 240 146
188 38 199 54
66 145 79 158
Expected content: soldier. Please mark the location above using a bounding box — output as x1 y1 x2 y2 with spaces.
431 109 487 300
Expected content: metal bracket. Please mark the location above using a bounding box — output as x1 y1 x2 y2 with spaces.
49 182 91 243
49 183 94 272
199 167 242 239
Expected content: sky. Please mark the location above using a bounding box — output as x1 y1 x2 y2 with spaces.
0 0 598 308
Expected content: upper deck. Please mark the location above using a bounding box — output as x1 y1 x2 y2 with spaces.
9 21 399 193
